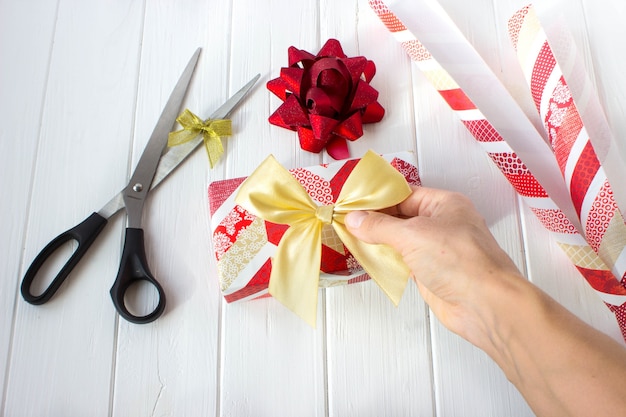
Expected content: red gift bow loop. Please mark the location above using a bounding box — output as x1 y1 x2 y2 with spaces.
267 38 385 160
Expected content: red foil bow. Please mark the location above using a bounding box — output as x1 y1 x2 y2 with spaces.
267 38 385 160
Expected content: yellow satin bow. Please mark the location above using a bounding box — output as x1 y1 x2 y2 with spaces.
235 150 413 327
168 109 232 168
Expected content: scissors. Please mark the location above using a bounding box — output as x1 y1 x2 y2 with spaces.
21 48 260 324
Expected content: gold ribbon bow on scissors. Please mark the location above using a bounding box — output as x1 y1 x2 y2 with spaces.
235 150 413 326
168 109 232 168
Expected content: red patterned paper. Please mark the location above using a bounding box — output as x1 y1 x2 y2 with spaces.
208 152 419 303
212 205 255 261
508 6 626 324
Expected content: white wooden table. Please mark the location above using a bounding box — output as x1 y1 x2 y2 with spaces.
1 0 624 415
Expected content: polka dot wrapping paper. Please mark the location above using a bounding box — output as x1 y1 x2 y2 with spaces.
369 0 626 339
208 152 420 304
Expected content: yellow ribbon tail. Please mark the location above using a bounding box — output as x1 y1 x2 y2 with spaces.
204 135 224 169
202 119 231 168
269 222 323 327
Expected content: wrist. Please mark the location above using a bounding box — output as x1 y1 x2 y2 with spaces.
474 272 582 396
468 271 544 375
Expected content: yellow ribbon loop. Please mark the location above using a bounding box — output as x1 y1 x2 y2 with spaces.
235 150 413 327
168 109 232 168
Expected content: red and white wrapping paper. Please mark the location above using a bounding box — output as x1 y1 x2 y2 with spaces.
208 152 420 304
509 5 626 326
369 0 626 338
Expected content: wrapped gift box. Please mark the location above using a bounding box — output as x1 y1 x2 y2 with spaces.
208 151 420 303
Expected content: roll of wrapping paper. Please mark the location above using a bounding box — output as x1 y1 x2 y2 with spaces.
509 5 626 327
368 0 626 338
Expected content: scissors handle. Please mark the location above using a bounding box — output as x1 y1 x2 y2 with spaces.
21 212 108 305
110 228 166 324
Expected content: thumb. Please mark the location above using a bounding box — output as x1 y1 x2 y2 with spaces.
344 210 409 249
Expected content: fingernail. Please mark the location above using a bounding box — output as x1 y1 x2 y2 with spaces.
346 211 368 228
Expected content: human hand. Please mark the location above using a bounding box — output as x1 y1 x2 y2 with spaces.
344 186 525 348
346 186 626 417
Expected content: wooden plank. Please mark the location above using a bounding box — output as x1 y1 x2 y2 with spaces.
108 1 232 416
4 0 145 415
217 0 327 416
581 0 626 165
0 0 60 412
323 1 436 416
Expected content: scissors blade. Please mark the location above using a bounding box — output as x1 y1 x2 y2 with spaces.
122 48 201 228
97 73 260 220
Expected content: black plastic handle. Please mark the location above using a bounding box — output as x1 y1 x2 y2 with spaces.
110 228 166 324
21 212 108 305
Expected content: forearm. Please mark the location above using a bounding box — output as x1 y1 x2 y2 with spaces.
480 275 626 416
344 189 626 415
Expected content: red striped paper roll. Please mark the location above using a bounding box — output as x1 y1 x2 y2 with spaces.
369 0 626 338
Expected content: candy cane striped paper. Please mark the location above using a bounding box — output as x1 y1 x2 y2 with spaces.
369 0 626 338
509 4 626 331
